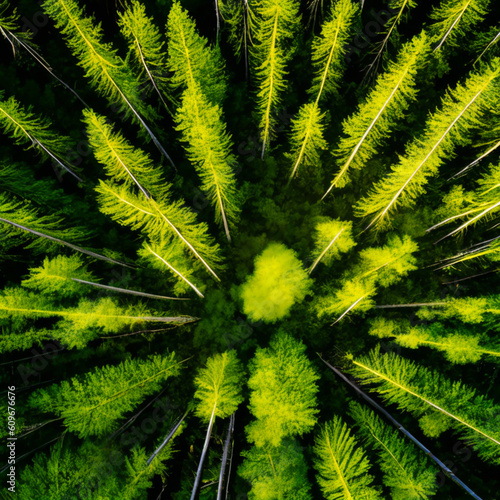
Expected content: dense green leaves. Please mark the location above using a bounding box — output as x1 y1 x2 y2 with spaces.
241 243 312 322
246 332 319 447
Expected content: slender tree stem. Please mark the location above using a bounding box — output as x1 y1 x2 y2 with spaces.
317 354 483 500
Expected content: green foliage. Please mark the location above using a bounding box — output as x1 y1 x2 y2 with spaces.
194 350 244 421
313 415 382 500
327 33 429 191
356 59 500 228
349 401 438 499
309 218 356 270
118 0 171 111
238 438 312 500
315 235 417 320
21 255 95 297
42 0 153 122
252 0 301 155
0 90 73 168
175 84 241 238
166 1 226 104
246 332 319 447
29 353 182 437
430 0 491 50
240 242 312 322
349 347 500 464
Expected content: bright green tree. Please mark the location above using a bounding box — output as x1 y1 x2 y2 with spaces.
246 332 319 447
313 415 382 500
240 243 312 323
349 401 438 499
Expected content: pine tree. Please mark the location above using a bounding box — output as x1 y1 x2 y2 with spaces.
175 85 241 240
349 401 438 499
348 347 500 464
429 161 500 240
0 91 81 182
252 0 301 157
315 235 417 321
313 415 382 500
29 353 183 437
0 287 195 350
41 0 173 164
238 438 312 500
166 1 227 105
191 351 244 499
323 33 429 195
240 243 312 323
430 0 491 51
246 332 319 447
369 317 500 365
286 0 358 180
84 109 223 283
118 0 171 113
356 59 500 229
309 218 356 273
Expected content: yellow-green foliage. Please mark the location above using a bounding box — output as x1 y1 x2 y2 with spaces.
416 296 489 323
41 0 154 122
356 59 500 228
118 0 171 111
430 0 491 50
166 1 226 104
194 350 244 422
175 85 241 239
315 235 417 320
246 332 319 447
21 255 95 297
252 0 301 156
239 438 312 500
84 109 223 286
0 90 73 169
314 415 382 500
308 0 359 102
349 347 500 464
29 353 182 437
349 401 437 499
328 33 429 191
240 242 312 323
310 218 356 269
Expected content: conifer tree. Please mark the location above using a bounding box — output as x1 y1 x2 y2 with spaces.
175 85 241 240
191 351 244 499
118 0 171 112
323 33 429 195
166 1 227 104
29 353 183 437
246 332 319 448
430 0 491 51
239 438 312 500
252 0 301 157
315 235 417 321
41 0 173 165
0 287 195 350
429 161 500 240
369 317 500 364
363 0 417 81
0 91 81 181
313 415 382 500
240 243 312 323
84 109 223 282
309 218 356 273
349 401 438 499
348 347 500 464
287 0 358 180
356 59 500 229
